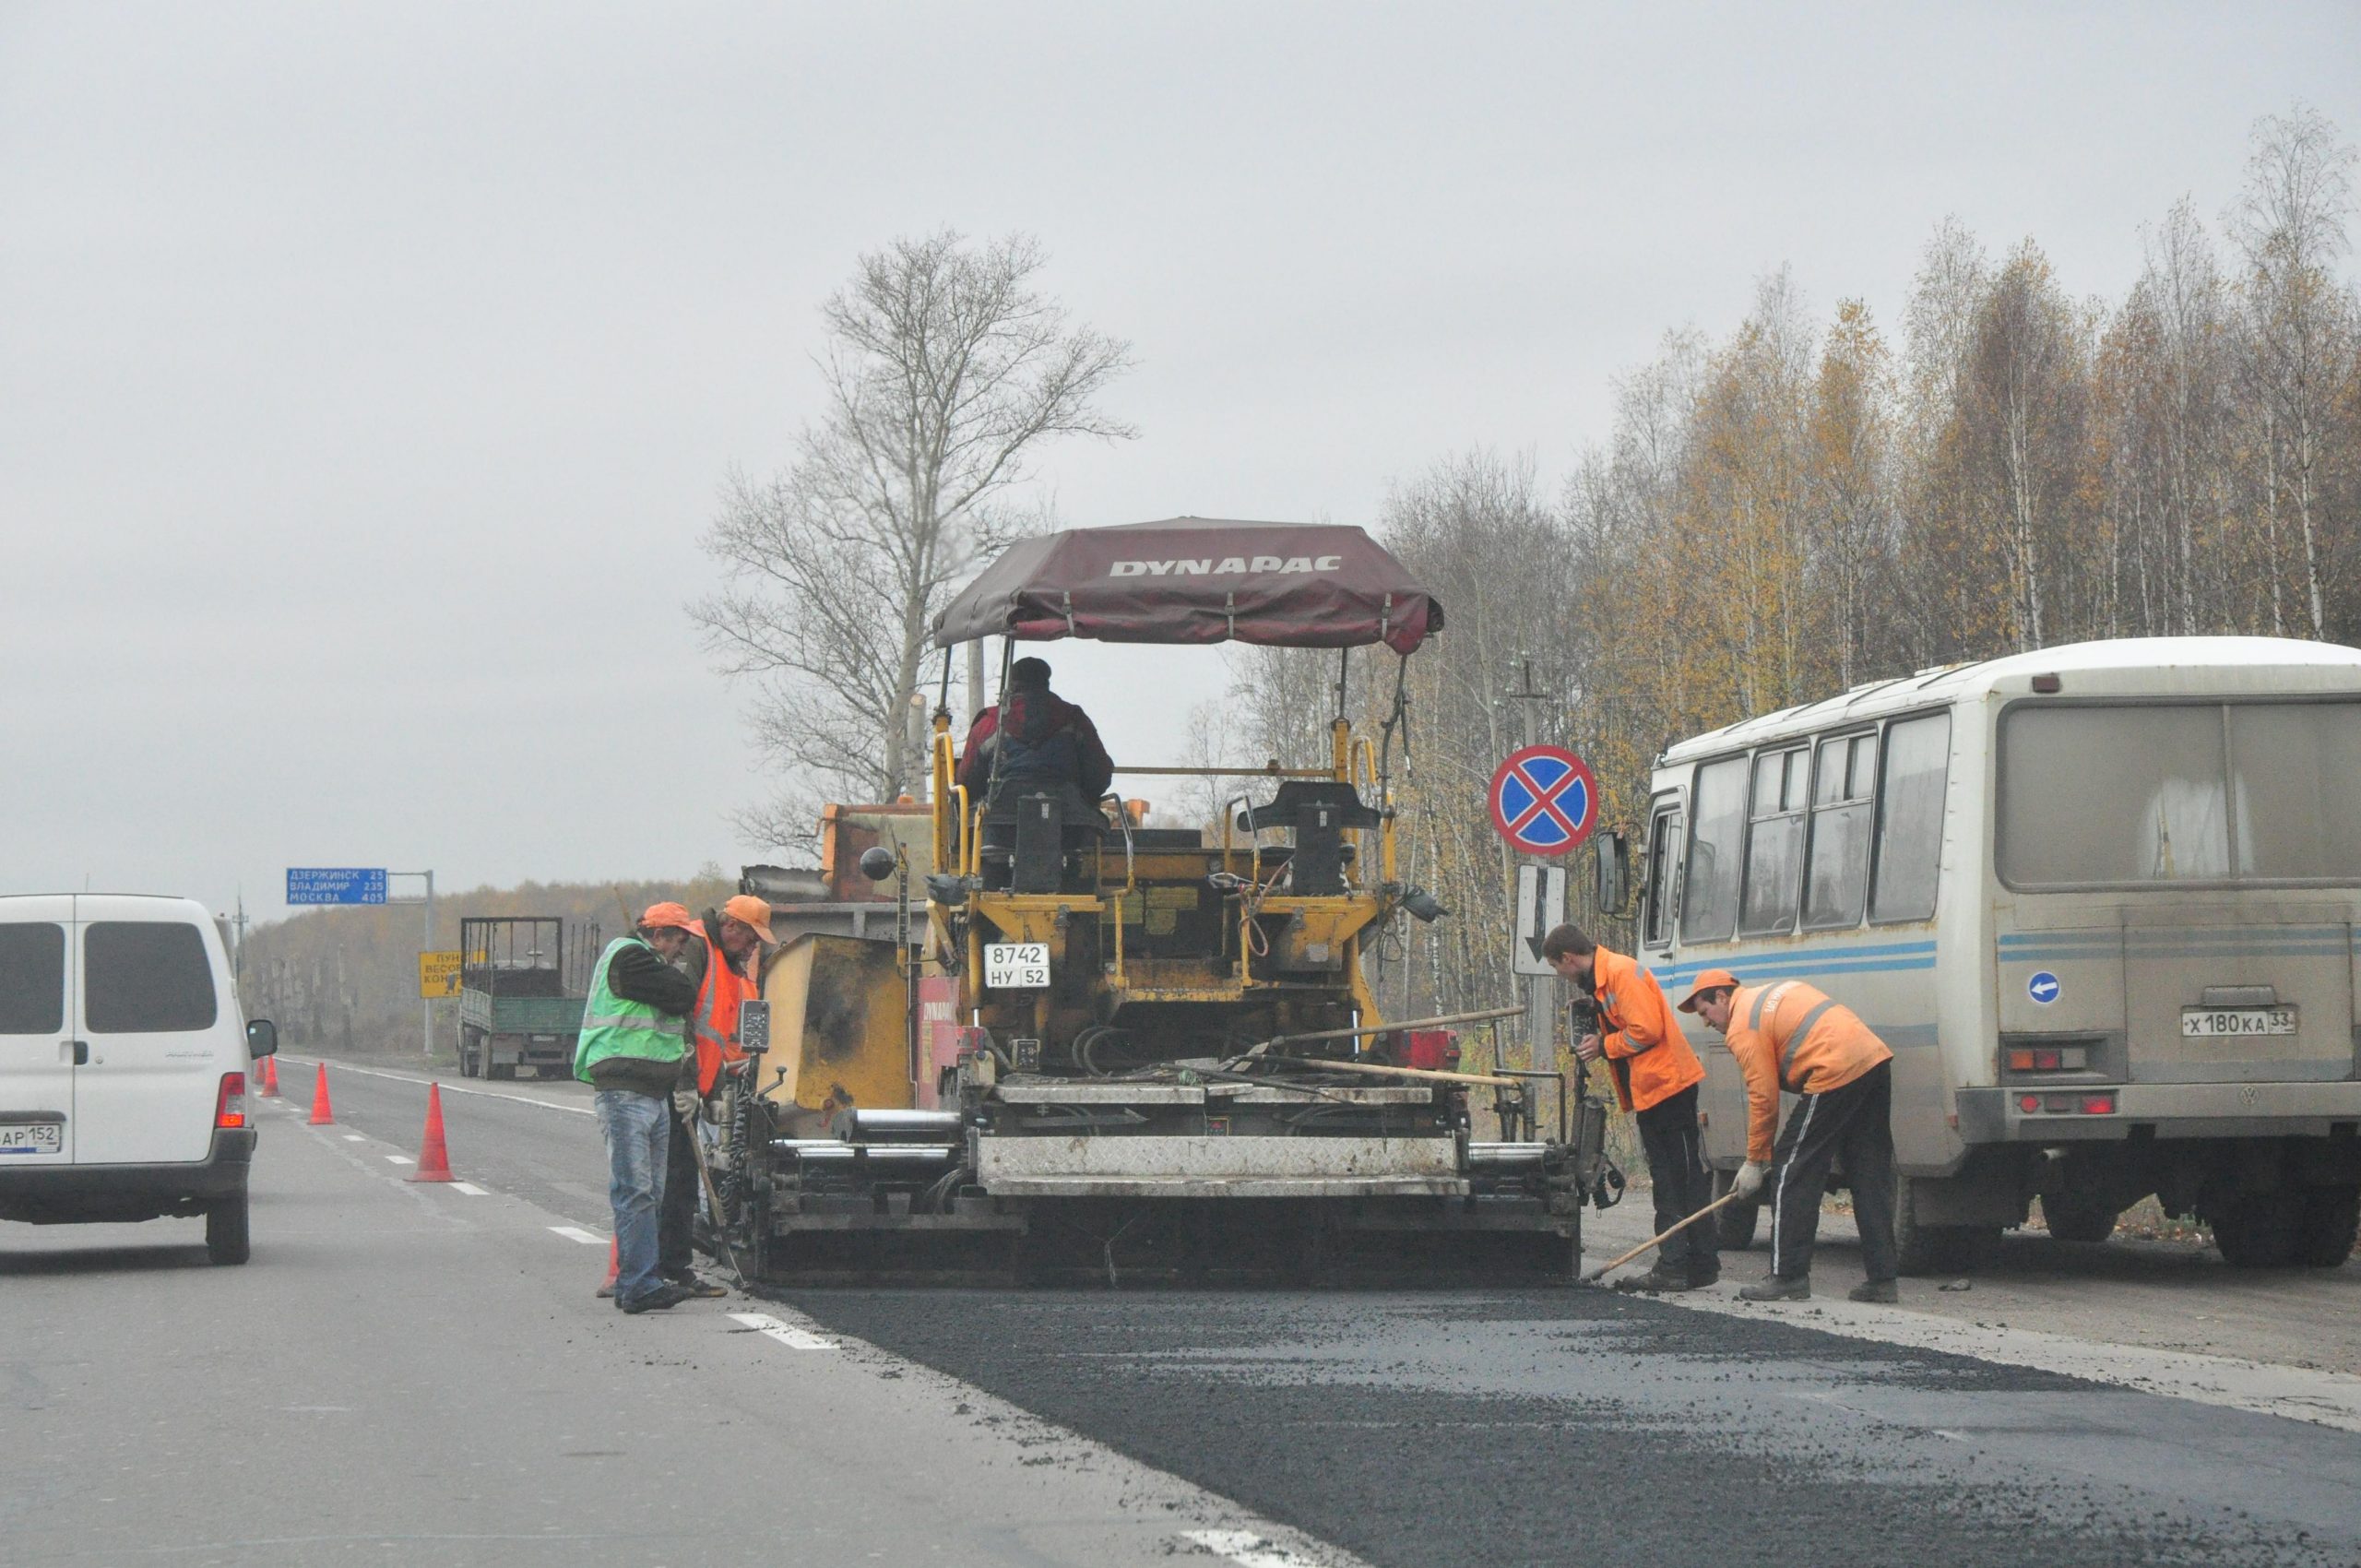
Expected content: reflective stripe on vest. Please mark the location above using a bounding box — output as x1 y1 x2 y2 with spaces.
573 937 686 1083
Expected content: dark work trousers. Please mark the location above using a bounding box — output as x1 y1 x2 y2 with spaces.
658 1098 699 1279
1635 1084 1720 1282
1768 1059 1897 1283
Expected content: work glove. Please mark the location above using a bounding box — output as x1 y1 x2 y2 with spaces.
1730 1160 1767 1201
672 1087 703 1123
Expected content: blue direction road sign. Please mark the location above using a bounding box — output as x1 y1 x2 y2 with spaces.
286 867 388 906
1488 745 1597 857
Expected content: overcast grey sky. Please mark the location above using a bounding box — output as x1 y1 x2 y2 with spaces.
5 2 2356 923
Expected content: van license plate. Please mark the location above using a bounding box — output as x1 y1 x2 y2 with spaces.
2181 1006 2297 1038
984 943 1051 990
0 1123 62 1156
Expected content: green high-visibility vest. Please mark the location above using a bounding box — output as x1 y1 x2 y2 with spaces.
573 936 687 1084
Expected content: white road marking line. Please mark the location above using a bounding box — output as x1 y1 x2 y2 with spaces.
342 1134 365 1142
386 1155 415 1166
727 1312 838 1350
1183 1529 1323 1567
278 1056 595 1117
450 1182 490 1195
548 1226 607 1245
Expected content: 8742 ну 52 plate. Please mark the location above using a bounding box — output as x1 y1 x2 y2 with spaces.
2181 1005 2297 1037
984 943 1051 990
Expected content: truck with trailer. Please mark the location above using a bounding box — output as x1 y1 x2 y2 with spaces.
703 517 1610 1284
457 916 595 1080
1619 636 2361 1272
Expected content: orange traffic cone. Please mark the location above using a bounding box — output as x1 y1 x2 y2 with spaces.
258 1056 279 1098
595 1237 619 1299
407 1083 455 1182
307 1063 335 1125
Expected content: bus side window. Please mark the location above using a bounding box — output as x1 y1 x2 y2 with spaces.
1803 731 1876 929
1681 756 1749 943
1642 805 1683 949
1869 711 1951 922
1739 745 1809 934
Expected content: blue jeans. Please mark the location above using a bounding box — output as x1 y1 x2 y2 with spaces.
594 1089 670 1305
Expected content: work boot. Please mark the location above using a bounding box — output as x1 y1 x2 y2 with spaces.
1613 1265 1698 1293
1738 1275 1811 1302
616 1282 694 1314
666 1270 730 1299
1688 1264 1721 1289
1848 1278 1900 1304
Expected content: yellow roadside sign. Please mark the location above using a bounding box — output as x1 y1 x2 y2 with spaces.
419 949 463 999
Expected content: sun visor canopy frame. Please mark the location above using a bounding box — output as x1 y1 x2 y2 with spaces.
931 517 1442 655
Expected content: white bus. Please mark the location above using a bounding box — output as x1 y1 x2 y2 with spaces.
1626 636 2361 1274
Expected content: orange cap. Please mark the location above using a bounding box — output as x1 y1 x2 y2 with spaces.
1676 968 1742 1013
637 901 699 935
722 893 776 945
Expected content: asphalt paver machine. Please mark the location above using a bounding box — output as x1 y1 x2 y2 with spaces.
719 518 1605 1283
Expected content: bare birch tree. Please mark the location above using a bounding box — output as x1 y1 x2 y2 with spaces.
693 232 1134 847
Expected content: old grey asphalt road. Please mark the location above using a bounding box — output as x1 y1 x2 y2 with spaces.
10 1053 2357 1566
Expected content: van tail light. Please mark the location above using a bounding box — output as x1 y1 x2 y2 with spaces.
2080 1093 2116 1115
216 1072 248 1130
2007 1046 2088 1072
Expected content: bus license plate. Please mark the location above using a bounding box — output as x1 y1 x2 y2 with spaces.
0 1123 63 1156
2181 1006 2297 1038
984 943 1051 990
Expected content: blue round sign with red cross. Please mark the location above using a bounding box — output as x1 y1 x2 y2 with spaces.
1488 744 1597 857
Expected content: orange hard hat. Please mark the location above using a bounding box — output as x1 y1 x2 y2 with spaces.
1676 968 1743 1013
721 894 776 945
637 901 699 935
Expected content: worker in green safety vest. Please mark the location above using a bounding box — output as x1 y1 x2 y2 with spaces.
576 902 701 1313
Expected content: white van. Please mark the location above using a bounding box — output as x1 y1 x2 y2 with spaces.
0 894 276 1264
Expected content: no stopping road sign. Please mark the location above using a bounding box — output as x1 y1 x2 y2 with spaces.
1488 744 1596 857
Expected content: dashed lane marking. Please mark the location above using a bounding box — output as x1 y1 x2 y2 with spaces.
727 1312 838 1350
342 1134 365 1142
548 1226 607 1245
279 1056 595 1118
450 1182 490 1196
1182 1530 1325 1567
386 1155 415 1166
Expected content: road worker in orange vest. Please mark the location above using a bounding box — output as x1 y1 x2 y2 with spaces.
1678 968 1899 1303
657 893 776 1297
1544 923 1719 1291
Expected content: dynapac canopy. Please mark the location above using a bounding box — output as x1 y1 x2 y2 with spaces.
931 517 1442 656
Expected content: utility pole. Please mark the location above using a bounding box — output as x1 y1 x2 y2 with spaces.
1502 654 1554 1075
390 870 435 1056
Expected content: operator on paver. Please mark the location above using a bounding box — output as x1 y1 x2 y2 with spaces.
657 893 777 1298
575 902 702 1315
1677 968 1899 1303
1543 923 1719 1291
955 656 1115 806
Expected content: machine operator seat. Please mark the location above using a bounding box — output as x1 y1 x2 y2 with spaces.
980 782 1109 894
1234 780 1381 896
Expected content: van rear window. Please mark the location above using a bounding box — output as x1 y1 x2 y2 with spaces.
84 922 218 1034
0 923 65 1034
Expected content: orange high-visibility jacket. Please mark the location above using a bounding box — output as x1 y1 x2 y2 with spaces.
688 927 757 1098
1591 947 1705 1114
1722 980 1894 1163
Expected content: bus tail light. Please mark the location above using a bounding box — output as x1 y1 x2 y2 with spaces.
2018 1090 2118 1116
216 1073 248 1130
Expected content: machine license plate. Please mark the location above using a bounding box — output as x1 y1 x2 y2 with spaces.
984 943 1051 990
2181 1006 2297 1038
0 1122 63 1156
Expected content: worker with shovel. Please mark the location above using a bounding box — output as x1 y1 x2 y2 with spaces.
1544 924 1718 1291
1677 968 1898 1304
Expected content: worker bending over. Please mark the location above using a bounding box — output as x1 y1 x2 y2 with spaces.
1678 968 1898 1303
956 656 1114 806
575 902 702 1315
1544 924 1718 1291
658 894 776 1298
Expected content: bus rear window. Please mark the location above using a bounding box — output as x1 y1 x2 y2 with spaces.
1999 700 2361 886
